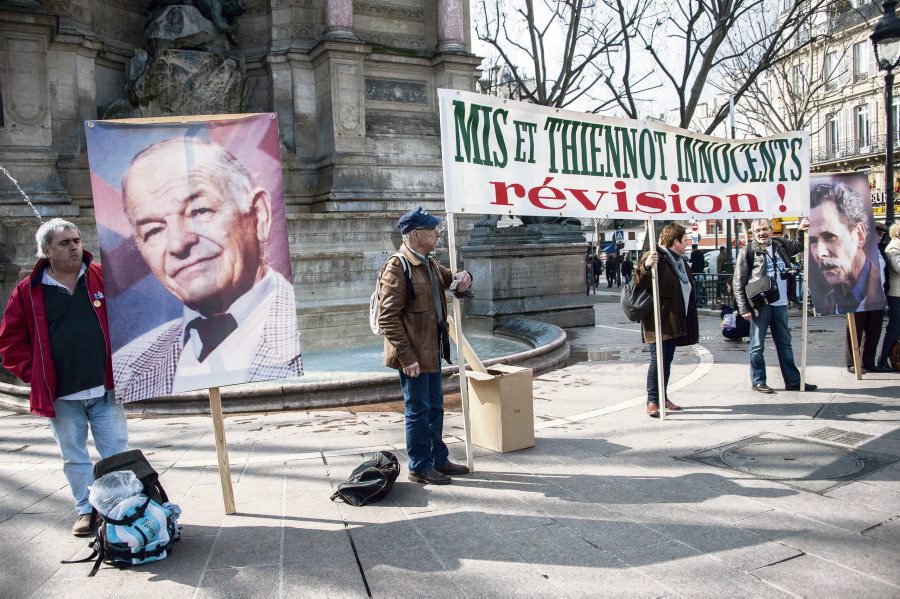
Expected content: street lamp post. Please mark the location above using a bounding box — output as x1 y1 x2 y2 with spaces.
871 0 900 226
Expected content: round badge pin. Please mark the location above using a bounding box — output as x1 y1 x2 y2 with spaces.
93 300 101 307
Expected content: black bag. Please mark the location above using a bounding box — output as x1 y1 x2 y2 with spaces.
93 449 169 504
621 281 653 322
330 451 400 507
746 275 780 310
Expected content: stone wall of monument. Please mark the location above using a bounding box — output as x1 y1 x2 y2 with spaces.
0 0 479 348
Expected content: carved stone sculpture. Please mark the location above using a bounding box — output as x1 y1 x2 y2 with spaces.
99 0 248 118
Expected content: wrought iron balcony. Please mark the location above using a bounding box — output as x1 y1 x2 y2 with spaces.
828 2 883 34
811 133 900 163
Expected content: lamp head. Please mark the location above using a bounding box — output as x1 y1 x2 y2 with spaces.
872 0 900 70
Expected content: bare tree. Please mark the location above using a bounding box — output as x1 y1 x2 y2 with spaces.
474 0 651 110
631 0 832 133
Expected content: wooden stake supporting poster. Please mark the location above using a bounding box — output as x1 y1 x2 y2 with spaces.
847 314 863 381
446 213 475 473
84 113 301 513
208 387 236 514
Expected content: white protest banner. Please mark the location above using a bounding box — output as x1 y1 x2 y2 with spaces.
438 89 810 220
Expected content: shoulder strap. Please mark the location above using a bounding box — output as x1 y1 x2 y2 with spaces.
102 495 152 527
393 253 415 304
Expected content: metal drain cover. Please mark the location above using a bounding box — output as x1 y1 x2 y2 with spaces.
721 440 864 480
678 432 899 494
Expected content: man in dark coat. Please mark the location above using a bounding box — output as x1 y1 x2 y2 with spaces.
633 223 699 418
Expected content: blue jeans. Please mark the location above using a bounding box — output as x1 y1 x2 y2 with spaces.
48 391 129 514
647 338 678 405
749 305 800 387
399 372 449 473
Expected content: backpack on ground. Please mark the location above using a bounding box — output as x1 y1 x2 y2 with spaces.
330 451 401 506
62 449 181 577
369 253 413 335
621 281 652 322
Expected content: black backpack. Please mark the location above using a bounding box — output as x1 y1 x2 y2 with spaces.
330 451 401 506
62 450 179 576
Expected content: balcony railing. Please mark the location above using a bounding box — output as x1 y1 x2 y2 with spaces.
812 133 900 163
828 2 882 34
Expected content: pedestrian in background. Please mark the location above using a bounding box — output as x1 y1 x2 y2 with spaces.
877 222 900 371
620 256 634 281
606 254 617 288
633 223 698 418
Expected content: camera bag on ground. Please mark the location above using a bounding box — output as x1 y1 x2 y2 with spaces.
621 281 652 322
330 450 400 507
62 449 181 577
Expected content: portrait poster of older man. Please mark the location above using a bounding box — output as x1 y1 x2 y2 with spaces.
807 173 887 316
85 114 302 402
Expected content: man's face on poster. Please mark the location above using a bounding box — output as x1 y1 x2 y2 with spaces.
123 143 271 316
810 200 865 287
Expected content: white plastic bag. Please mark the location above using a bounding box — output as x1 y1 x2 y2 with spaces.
89 470 144 516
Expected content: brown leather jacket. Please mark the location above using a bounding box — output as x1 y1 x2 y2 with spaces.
633 245 699 346
378 244 454 372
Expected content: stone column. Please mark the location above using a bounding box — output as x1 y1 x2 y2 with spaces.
437 0 466 54
324 0 357 42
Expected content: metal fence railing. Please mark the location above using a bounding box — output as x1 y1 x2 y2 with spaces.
692 272 806 311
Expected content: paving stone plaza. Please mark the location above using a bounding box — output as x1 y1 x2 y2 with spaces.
2 292 898 598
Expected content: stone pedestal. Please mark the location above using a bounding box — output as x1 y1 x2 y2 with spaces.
461 236 595 329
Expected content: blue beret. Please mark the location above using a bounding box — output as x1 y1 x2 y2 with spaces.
397 207 441 234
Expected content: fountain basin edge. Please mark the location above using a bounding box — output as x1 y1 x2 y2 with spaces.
0 319 569 416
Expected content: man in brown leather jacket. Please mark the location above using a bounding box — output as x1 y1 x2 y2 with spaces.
377 207 472 485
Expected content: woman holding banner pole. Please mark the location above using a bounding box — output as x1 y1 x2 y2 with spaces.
633 223 699 418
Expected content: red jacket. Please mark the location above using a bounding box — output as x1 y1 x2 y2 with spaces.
0 252 113 417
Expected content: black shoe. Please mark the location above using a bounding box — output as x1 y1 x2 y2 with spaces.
871 363 893 373
408 468 451 485
434 461 469 476
785 383 817 391
847 366 869 375
752 383 775 394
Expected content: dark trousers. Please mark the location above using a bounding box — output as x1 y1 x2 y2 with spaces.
845 310 885 369
647 338 678 405
399 372 449 473
879 296 900 366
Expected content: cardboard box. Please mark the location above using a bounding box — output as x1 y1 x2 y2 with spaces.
466 364 535 453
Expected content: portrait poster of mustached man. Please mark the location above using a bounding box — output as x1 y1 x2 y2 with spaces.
807 173 887 316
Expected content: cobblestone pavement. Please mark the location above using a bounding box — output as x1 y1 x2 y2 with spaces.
2 292 898 598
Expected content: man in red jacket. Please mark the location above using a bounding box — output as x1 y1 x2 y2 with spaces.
0 219 128 536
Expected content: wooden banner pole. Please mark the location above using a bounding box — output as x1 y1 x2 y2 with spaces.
446 213 475 472
208 387 236 514
647 221 667 421
800 232 810 391
848 314 863 380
